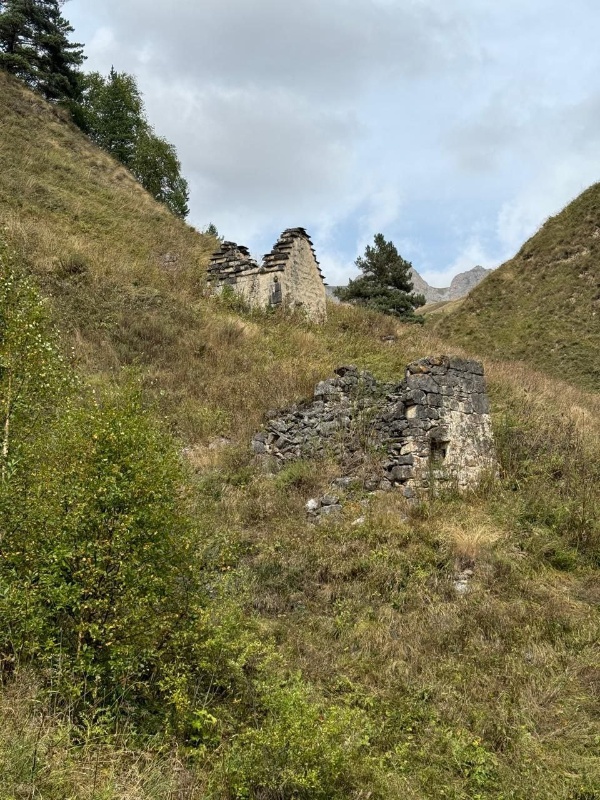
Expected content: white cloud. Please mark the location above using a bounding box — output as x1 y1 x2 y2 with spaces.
67 0 600 286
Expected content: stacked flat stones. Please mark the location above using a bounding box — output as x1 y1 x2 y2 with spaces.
251 365 385 465
373 356 491 495
262 227 325 281
252 356 494 496
207 242 260 283
209 229 324 282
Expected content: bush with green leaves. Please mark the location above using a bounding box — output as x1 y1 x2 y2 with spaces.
222 676 374 799
0 246 258 730
78 68 190 218
0 241 69 481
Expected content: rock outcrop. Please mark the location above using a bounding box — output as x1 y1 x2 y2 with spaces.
409 266 492 304
449 265 492 300
252 356 496 497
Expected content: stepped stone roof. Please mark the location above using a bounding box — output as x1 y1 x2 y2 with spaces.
208 227 325 282
207 241 260 278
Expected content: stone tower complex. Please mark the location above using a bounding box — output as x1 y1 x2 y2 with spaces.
252 356 496 496
208 228 327 322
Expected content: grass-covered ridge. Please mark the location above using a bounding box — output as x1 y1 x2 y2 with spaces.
433 182 600 390
1 70 599 799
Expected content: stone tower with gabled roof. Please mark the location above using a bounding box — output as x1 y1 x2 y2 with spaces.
208 228 327 322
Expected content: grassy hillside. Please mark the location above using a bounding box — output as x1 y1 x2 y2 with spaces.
434 184 600 390
417 297 464 317
1 70 600 799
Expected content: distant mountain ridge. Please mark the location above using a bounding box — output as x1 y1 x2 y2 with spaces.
410 265 492 303
327 265 491 305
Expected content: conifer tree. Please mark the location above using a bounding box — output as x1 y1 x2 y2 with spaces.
335 233 425 320
0 0 84 100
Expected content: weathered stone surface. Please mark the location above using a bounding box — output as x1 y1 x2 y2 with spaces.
208 228 327 322
319 504 343 517
252 357 496 495
332 476 360 490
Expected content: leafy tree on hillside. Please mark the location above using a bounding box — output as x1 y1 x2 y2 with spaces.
335 233 425 320
0 0 84 100
133 129 190 219
78 68 145 166
78 69 190 218
0 245 242 722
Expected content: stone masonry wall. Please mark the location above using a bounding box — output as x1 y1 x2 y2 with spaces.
276 233 327 322
208 228 327 322
252 356 496 496
207 241 274 309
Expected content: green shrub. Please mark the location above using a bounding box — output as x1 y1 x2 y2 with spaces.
222 676 374 799
0 249 262 731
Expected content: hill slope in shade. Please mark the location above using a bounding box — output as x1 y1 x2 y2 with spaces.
1 71 600 799
434 184 600 390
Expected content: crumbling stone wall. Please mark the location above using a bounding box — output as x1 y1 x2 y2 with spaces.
252 356 496 496
208 228 327 322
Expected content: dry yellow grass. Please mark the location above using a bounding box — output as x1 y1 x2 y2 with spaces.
442 517 504 564
1 68 600 800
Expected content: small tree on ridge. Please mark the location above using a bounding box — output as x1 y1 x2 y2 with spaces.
335 233 425 320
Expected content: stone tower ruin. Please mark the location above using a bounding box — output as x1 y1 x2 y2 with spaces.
208 228 327 322
252 356 496 497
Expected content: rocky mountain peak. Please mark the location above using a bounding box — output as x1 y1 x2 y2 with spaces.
410 265 492 304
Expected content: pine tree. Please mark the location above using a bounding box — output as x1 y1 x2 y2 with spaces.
0 0 84 100
335 233 425 320
34 0 84 100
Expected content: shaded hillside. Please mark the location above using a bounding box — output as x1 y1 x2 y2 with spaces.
434 184 600 390
0 73 209 283
1 71 600 800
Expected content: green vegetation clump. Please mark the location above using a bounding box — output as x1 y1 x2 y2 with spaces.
78 69 190 218
0 0 84 101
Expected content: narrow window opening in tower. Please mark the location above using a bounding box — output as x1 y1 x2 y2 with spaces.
270 277 282 305
430 440 448 464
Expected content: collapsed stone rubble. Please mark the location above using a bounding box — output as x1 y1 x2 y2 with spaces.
251 356 496 496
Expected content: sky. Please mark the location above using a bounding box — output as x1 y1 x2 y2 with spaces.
66 0 600 287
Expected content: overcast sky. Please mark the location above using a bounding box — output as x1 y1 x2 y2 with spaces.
66 0 600 287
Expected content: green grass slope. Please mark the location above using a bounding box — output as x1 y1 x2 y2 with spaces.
1 71 600 799
434 184 600 390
